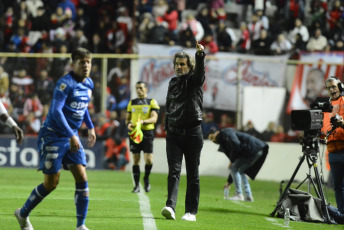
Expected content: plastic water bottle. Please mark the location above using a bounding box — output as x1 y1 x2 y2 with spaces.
284 208 290 226
224 187 229 200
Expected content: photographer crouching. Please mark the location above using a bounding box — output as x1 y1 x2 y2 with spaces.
322 76 344 223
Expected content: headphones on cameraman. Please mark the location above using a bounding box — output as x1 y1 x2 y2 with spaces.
328 76 344 92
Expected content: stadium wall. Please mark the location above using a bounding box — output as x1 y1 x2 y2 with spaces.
0 136 328 183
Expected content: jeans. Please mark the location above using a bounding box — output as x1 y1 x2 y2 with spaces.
165 126 203 214
329 151 344 213
230 150 263 197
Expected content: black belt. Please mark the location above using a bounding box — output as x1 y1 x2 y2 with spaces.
168 125 200 135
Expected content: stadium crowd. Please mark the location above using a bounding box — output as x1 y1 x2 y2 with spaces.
0 0 340 144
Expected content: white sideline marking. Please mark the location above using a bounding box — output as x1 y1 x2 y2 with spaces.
265 217 293 229
135 182 157 230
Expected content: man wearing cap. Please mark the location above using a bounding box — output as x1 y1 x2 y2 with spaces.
126 81 160 193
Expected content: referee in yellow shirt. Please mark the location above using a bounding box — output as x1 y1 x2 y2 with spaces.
126 81 160 193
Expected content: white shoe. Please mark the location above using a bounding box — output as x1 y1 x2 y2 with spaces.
245 195 254 202
14 208 34 230
161 206 175 220
76 225 89 230
181 213 196 221
229 194 244 201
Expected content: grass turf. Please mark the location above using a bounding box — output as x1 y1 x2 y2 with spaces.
0 167 341 230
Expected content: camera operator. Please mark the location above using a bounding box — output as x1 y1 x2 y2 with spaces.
321 76 344 221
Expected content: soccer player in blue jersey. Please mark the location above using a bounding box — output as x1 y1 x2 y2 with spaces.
15 48 96 230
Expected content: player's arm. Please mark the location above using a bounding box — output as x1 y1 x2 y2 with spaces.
126 112 133 131
83 109 96 148
51 96 80 151
0 101 24 144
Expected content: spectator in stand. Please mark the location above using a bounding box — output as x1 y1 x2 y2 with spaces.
331 39 344 51
196 6 212 35
270 124 286 142
10 27 30 53
0 65 9 95
179 25 196 48
89 33 108 54
138 12 155 43
270 33 293 55
210 6 227 24
0 87 12 114
306 28 328 51
106 21 127 53
218 113 235 129
201 112 219 139
28 6 51 47
216 20 233 52
250 29 272 55
148 16 169 44
12 68 34 95
50 44 69 82
23 93 43 118
247 13 264 41
103 137 130 170
2 7 16 47
155 112 167 138
242 120 260 138
23 111 41 135
9 83 26 122
179 14 204 41
256 9 269 30
152 0 168 18
327 0 343 32
50 7 67 30
163 3 179 43
288 18 309 45
36 69 55 105
236 22 250 53
57 0 76 20
75 7 90 38
199 33 218 54
260 121 276 142
69 27 89 51
290 32 306 59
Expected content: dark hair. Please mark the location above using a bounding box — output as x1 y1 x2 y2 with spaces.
207 127 218 138
136 81 148 88
71 47 91 62
173 52 195 72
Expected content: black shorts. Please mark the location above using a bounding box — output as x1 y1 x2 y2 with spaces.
129 130 154 154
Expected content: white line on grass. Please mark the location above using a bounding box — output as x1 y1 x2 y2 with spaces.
265 217 293 229
135 182 157 230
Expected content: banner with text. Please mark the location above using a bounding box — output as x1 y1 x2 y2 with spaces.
0 137 104 169
137 44 288 111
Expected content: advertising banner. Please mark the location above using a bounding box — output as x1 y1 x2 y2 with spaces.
137 44 288 111
0 137 104 169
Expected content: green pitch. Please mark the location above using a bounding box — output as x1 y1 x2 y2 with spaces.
0 167 340 230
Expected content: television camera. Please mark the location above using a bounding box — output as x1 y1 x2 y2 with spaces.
271 97 334 223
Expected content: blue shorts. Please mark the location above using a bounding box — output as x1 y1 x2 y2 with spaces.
38 127 86 174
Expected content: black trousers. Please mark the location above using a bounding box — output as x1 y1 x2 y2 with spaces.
165 126 203 214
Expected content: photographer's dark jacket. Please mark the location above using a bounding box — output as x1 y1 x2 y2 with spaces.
164 52 205 129
217 128 269 180
322 96 344 152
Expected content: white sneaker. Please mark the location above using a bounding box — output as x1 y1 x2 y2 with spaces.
181 213 196 221
76 225 89 230
14 208 34 230
245 195 254 202
229 194 244 201
161 206 175 220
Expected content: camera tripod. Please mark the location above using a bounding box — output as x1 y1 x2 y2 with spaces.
270 134 332 224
